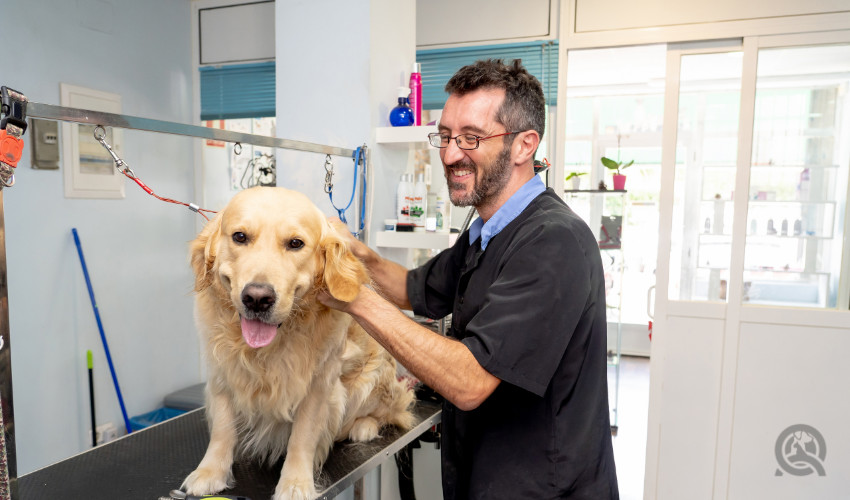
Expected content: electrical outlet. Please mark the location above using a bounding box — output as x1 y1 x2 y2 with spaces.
95 422 117 445
29 118 60 169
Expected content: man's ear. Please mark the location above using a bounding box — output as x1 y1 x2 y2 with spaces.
189 211 223 292
321 223 369 302
513 130 540 166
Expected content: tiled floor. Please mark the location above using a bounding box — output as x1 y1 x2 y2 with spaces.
610 355 651 500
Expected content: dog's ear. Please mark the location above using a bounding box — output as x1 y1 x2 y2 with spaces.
321 222 369 302
190 211 223 292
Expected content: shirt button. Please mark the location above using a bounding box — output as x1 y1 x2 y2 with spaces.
459 296 464 304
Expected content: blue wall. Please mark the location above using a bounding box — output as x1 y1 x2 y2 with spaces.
0 0 201 473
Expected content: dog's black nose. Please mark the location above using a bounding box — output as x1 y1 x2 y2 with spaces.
241 284 276 313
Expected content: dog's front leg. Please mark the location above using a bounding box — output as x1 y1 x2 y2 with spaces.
182 390 237 495
274 380 340 500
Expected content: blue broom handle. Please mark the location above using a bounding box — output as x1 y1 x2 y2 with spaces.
72 228 132 435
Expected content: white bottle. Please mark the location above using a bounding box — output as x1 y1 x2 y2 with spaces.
396 174 412 224
403 174 415 225
411 173 428 229
434 183 451 232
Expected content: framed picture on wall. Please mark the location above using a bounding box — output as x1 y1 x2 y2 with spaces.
60 83 125 199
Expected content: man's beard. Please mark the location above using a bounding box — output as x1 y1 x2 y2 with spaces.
445 145 512 207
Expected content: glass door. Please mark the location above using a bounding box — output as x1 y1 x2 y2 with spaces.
666 46 745 302
742 43 850 308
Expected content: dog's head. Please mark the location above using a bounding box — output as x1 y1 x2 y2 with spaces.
190 187 369 348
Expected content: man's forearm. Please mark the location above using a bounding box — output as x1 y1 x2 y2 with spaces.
347 286 499 411
355 244 412 310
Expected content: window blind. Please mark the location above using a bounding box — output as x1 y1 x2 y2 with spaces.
417 41 559 111
200 61 275 120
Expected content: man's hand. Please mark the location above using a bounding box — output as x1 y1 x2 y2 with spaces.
317 288 355 313
328 217 372 263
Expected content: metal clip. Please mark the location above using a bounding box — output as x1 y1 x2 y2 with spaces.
1 86 28 134
0 164 15 188
93 125 136 178
0 86 28 190
323 154 334 194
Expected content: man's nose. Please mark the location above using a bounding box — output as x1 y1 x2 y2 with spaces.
441 138 466 165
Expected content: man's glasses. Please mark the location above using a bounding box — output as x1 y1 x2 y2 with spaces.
428 131 519 150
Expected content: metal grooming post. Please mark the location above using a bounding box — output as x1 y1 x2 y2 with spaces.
2 101 368 500
0 190 18 500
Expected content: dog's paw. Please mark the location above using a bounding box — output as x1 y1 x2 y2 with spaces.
349 416 379 442
182 466 234 496
273 477 318 500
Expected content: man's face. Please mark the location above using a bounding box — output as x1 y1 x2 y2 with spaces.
438 88 514 208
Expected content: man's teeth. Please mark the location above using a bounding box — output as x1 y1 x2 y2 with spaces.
453 169 472 176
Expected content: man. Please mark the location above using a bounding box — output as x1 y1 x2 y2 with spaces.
319 59 618 499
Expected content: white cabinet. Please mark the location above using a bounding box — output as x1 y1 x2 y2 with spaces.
375 231 457 249
373 125 456 266
375 125 436 147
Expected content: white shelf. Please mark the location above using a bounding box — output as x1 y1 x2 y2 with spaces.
375 230 458 249
375 125 437 147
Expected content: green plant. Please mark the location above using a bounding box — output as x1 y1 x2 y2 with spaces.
565 172 587 181
601 157 633 175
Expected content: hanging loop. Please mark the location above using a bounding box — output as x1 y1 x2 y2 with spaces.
233 142 242 155
93 125 136 178
323 154 334 194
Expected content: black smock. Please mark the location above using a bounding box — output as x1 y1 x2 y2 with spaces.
407 188 619 499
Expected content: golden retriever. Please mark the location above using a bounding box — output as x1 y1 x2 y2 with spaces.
181 186 415 500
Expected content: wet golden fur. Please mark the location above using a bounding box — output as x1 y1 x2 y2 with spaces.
182 187 414 500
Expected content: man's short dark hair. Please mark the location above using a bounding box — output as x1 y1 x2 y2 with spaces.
445 59 546 143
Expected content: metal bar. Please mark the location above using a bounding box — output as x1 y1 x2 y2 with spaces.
27 102 356 158
0 192 18 500
316 405 441 500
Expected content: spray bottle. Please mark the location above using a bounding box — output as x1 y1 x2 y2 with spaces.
409 63 422 126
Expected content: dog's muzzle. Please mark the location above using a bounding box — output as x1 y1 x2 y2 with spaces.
241 283 276 317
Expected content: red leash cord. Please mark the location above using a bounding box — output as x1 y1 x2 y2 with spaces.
119 168 217 220
93 125 216 220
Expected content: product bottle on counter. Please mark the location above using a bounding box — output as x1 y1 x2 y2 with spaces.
396 174 412 224
389 87 414 127
410 173 427 228
434 183 451 232
404 174 416 226
409 63 422 126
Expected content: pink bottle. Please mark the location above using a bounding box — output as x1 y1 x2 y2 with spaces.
409 63 422 126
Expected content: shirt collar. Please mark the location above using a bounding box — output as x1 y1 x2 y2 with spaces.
469 175 546 250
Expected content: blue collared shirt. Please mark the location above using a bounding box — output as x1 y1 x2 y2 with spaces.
468 175 546 250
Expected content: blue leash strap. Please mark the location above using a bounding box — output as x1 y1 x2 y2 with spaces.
328 146 367 236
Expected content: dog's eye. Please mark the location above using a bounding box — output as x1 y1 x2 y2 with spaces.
232 232 248 244
287 238 304 250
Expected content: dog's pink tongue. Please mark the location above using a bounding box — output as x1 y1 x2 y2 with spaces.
241 317 278 348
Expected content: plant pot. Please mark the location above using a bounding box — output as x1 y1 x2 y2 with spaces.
571 176 581 190
612 174 626 191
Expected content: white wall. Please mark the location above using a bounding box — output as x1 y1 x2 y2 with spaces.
276 2 443 499
1 0 200 474
574 0 848 33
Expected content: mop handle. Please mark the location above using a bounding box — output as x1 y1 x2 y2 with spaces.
87 350 96 447
72 228 132 434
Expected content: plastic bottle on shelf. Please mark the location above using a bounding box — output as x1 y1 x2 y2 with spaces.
396 173 412 224
798 167 810 201
410 173 428 229
409 63 422 126
389 87 414 127
434 183 451 232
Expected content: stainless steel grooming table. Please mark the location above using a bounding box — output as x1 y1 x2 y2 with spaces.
18 400 440 500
